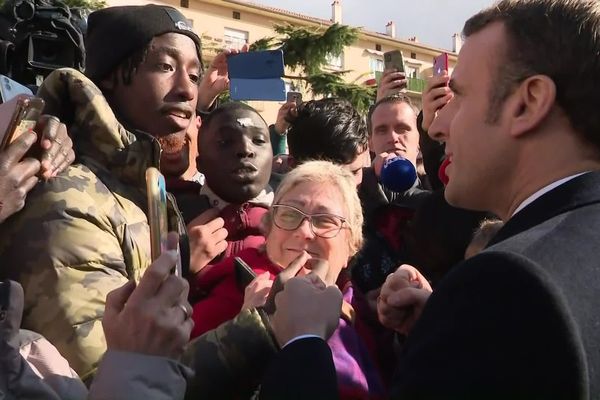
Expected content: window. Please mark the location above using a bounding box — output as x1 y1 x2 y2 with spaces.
224 28 248 50
232 11 241 20
375 44 382 51
180 0 188 7
326 52 343 69
410 52 417 59
405 65 418 79
369 57 384 73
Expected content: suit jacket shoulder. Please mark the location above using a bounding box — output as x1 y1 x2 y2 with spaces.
392 250 587 399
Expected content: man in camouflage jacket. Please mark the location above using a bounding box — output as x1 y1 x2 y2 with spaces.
0 4 200 380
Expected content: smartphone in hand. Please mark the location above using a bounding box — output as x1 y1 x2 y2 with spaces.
234 257 257 289
227 50 287 101
286 91 302 106
433 53 449 77
227 50 285 79
0 95 44 151
146 167 182 276
384 50 405 73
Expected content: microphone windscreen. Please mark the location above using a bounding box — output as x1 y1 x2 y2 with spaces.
380 156 417 193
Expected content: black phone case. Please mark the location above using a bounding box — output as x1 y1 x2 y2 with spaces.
234 257 257 289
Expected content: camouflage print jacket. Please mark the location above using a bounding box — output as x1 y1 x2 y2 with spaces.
182 308 278 400
0 68 187 380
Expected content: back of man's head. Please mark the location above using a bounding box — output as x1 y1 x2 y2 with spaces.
464 0 600 151
85 4 201 85
287 98 368 165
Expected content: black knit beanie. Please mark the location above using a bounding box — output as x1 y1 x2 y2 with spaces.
85 4 201 83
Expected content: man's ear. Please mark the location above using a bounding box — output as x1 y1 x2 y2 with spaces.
507 75 556 138
97 68 124 92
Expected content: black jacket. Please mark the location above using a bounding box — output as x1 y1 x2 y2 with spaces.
392 171 600 399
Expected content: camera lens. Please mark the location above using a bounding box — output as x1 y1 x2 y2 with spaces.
14 0 35 20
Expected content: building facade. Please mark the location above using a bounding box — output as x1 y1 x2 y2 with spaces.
107 0 458 123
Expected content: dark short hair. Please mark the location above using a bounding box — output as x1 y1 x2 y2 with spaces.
367 94 418 135
110 43 152 86
287 98 368 165
198 102 267 151
464 0 600 150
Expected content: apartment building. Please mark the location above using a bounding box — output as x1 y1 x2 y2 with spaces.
107 0 459 122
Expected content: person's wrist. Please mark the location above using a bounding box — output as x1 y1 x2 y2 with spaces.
197 93 218 113
421 115 431 132
274 123 288 136
274 325 327 347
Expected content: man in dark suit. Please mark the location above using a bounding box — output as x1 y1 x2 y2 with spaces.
260 0 600 399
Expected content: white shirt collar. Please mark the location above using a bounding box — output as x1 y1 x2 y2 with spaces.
199 184 274 211
511 172 589 217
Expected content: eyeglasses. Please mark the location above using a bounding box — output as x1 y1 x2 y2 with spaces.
271 204 346 239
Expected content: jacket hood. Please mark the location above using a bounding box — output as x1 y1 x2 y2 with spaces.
37 68 161 187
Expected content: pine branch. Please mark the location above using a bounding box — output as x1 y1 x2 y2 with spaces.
249 22 374 114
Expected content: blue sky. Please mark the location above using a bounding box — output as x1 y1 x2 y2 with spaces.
251 0 496 50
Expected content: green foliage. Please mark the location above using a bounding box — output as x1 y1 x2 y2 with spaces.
249 37 277 52
275 23 357 75
306 72 375 115
63 0 105 10
250 23 374 114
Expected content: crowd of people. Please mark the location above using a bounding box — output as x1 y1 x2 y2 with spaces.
0 0 598 398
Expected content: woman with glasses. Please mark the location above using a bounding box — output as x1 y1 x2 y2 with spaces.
188 160 391 400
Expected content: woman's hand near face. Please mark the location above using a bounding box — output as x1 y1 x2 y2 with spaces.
262 251 311 314
241 272 273 311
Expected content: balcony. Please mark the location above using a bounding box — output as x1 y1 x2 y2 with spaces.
407 77 426 93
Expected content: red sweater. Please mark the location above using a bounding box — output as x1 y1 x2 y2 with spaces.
190 248 280 339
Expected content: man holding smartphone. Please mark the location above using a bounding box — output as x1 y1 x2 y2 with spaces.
0 4 199 380
0 116 74 223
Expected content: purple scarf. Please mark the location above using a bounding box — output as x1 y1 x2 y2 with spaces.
328 286 387 400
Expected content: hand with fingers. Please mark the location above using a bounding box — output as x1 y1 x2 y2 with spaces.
377 69 408 101
102 232 194 359
197 44 249 111
273 102 297 135
262 252 342 346
421 72 453 134
0 131 41 223
377 264 433 335
37 115 75 180
241 272 273 311
187 208 229 274
372 151 402 179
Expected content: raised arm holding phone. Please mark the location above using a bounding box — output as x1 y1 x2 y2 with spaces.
0 113 74 223
91 232 194 399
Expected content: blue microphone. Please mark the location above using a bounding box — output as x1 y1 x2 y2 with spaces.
380 156 417 193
